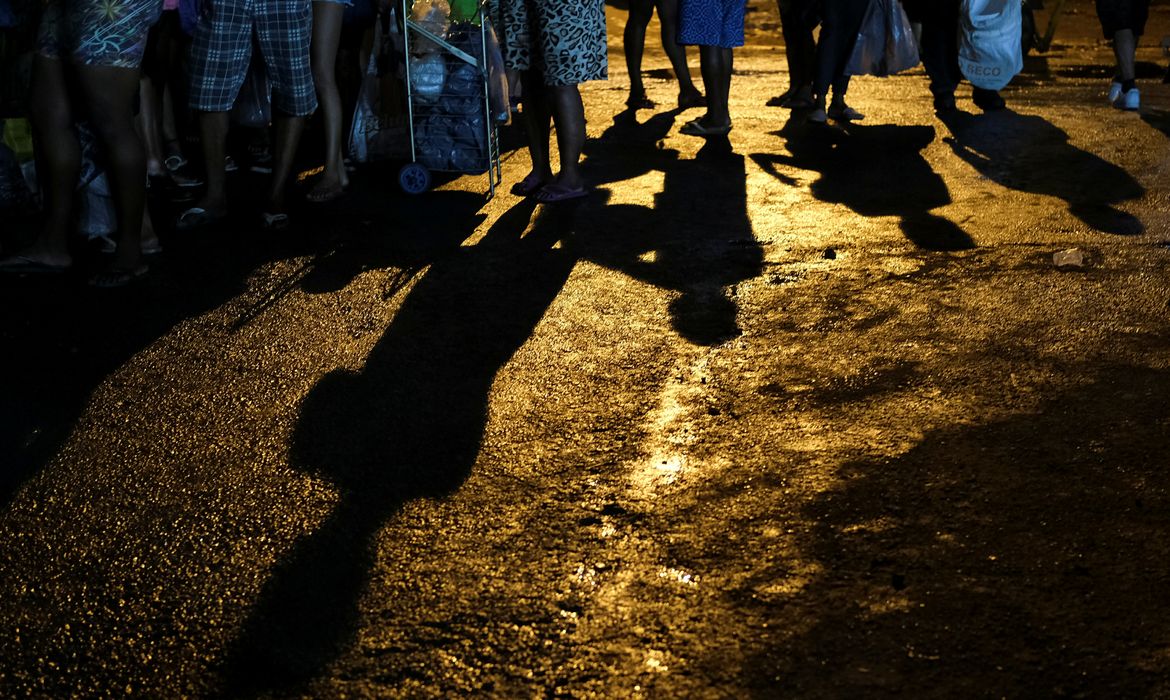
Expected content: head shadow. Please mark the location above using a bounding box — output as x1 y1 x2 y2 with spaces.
752 118 975 251
580 132 765 346
940 109 1146 235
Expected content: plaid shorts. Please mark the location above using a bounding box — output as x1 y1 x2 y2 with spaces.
188 0 316 116
37 0 163 69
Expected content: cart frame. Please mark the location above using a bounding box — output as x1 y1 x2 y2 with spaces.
400 0 503 198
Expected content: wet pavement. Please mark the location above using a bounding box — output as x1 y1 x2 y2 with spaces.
3 0 1170 696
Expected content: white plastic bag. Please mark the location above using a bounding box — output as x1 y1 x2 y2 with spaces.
959 0 1023 91
847 0 920 77
483 19 510 124
410 52 446 103
348 17 410 163
410 0 451 52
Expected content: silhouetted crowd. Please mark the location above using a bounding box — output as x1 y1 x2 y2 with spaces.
0 0 1154 286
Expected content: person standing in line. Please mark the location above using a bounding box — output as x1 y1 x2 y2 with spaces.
177 0 316 230
0 0 162 285
1096 0 1148 110
903 0 1006 113
766 0 816 108
676 0 745 136
807 0 868 123
306 0 351 202
502 0 607 203
623 0 705 110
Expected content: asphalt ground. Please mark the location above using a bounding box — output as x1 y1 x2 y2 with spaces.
3 0 1170 696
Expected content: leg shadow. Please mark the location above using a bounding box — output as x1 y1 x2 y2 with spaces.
217 198 582 694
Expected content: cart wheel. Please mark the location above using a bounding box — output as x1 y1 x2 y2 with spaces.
399 163 431 194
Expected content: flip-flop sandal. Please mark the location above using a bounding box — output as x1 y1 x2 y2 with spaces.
535 183 589 203
164 154 188 172
88 262 149 288
176 206 227 232
679 118 732 137
306 183 347 204
262 211 290 231
96 236 163 255
0 254 70 274
828 106 865 121
510 173 548 197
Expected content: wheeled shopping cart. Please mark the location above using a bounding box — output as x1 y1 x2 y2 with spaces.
399 0 503 198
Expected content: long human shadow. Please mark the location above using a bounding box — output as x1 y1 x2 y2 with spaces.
751 119 975 251
220 112 769 691
940 109 1145 235
217 197 583 695
737 365 1170 696
581 120 764 345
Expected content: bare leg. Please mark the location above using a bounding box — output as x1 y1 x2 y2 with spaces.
548 84 585 190
161 85 183 162
138 77 167 177
12 55 78 267
519 70 553 185
75 63 146 273
698 45 732 126
267 113 306 214
624 0 654 105
192 110 229 215
309 1 348 200
654 0 702 104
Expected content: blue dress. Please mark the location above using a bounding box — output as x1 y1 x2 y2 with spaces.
677 0 746 48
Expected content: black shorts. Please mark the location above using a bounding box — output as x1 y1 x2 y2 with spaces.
1096 0 1150 37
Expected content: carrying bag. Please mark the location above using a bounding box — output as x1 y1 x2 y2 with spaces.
348 15 410 163
846 0 919 77
958 0 1023 91
231 53 271 128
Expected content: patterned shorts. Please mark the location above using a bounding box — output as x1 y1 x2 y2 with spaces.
188 0 316 116
678 0 745 48
501 0 607 87
37 0 164 69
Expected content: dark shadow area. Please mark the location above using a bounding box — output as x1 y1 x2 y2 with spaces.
739 365 1170 697
0 162 487 508
1140 107 1170 140
1049 60 1165 81
221 109 766 692
1020 58 1167 86
940 109 1145 235
752 118 975 251
581 112 764 345
217 196 582 694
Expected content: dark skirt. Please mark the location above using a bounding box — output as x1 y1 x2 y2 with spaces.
1096 0 1150 37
